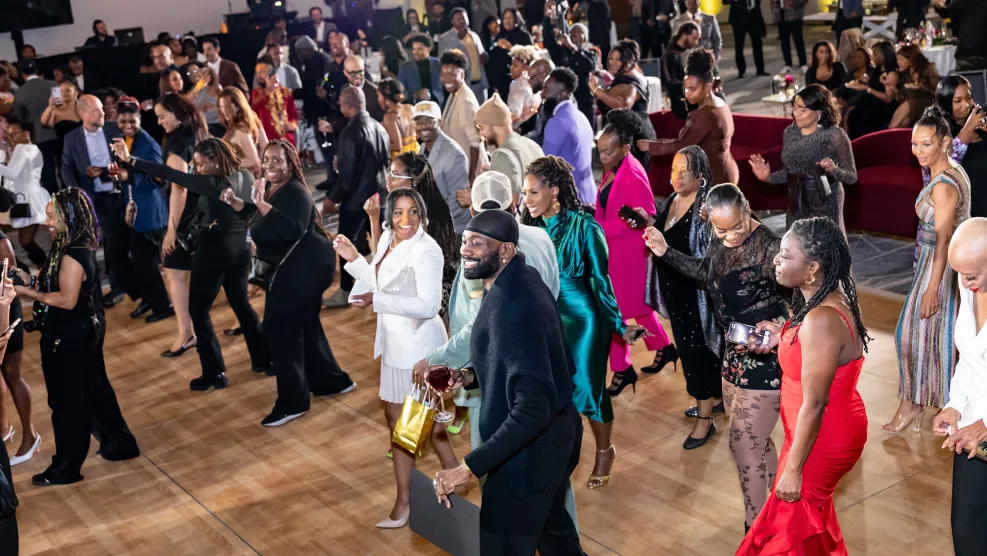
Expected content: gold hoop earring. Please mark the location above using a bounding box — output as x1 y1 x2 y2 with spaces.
807 272 816 285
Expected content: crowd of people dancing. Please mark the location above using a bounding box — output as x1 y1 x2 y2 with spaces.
0 0 986 554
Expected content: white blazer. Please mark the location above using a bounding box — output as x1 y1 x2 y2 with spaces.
344 226 448 369
0 143 50 228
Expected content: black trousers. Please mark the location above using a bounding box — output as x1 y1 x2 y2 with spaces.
37 140 60 194
479 406 585 555
94 193 142 303
778 19 807 67
265 271 353 414
337 209 370 292
130 228 171 314
189 232 270 377
639 22 669 59
732 21 765 76
40 329 139 481
952 454 987 556
0 512 16 556
833 12 863 47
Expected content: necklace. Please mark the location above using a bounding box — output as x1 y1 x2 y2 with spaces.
667 192 696 229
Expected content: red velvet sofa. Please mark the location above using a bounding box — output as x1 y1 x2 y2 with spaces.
844 128 922 238
646 111 791 210
646 112 922 238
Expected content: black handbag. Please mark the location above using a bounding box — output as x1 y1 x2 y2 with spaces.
9 192 30 220
0 446 17 517
249 228 307 291
175 210 204 256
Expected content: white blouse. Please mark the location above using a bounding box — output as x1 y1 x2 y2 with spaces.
946 276 987 428
343 226 447 369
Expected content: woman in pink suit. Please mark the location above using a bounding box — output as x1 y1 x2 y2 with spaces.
596 115 675 397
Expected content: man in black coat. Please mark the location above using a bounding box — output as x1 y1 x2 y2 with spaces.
724 0 767 77
295 36 346 189
433 210 585 555
321 86 389 308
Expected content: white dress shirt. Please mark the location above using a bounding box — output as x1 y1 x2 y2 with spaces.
314 21 327 43
207 58 222 80
75 74 85 92
946 277 987 428
84 126 113 193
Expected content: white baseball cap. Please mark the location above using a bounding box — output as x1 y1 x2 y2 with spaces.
413 101 442 120
471 171 513 212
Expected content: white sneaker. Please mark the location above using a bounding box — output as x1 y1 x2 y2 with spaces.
10 435 41 467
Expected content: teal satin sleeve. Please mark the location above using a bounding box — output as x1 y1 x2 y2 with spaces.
582 218 627 336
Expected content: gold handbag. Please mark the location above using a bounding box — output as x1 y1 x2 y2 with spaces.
391 386 436 454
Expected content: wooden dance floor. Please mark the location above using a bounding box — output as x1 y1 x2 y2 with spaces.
9 288 953 555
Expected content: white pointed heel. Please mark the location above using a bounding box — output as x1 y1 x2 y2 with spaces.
10 435 41 467
375 510 410 529
2 426 13 443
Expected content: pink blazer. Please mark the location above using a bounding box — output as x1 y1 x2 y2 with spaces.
595 154 657 319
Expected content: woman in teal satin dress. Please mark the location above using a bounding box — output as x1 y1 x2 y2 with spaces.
521 155 646 490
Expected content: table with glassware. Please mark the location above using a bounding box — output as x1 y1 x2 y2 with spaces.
922 44 958 76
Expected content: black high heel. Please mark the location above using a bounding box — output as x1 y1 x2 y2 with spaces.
642 344 679 374
683 416 716 450
607 367 638 396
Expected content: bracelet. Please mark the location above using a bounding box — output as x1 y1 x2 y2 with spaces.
462 457 473 477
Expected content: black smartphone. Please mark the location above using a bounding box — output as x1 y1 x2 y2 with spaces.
629 327 650 342
618 205 647 228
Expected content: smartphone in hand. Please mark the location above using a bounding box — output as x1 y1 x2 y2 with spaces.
727 322 771 347
618 205 647 228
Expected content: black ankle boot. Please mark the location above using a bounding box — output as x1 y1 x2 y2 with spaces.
642 344 679 374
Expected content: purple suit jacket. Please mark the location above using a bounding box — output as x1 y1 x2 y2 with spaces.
543 100 597 205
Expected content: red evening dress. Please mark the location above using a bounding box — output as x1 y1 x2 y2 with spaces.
736 309 868 555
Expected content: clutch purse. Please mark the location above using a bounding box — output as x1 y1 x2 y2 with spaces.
9 192 30 219
391 386 436 455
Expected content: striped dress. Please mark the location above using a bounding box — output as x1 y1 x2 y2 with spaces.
894 165 971 407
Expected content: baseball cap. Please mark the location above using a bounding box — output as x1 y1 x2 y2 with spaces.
17 59 38 75
471 171 513 212
413 101 441 121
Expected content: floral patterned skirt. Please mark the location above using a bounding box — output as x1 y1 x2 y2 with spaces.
722 334 782 391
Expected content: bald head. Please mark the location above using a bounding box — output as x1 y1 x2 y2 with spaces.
77 94 105 130
340 85 366 119
528 58 555 92
343 55 366 86
949 217 987 291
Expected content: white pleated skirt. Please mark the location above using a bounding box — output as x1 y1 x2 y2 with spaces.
379 363 414 404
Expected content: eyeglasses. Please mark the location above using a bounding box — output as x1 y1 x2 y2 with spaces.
388 170 413 180
790 101 809 113
346 70 365 78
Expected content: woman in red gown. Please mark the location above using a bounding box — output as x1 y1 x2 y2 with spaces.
737 216 869 555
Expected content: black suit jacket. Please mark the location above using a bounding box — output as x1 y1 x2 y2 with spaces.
299 52 345 126
724 0 765 27
463 255 577 498
61 122 124 201
76 72 102 94
329 111 389 210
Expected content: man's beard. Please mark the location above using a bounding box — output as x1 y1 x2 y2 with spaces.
463 251 501 279
542 97 559 116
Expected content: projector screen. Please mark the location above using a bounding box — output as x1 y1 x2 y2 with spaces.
1 0 75 34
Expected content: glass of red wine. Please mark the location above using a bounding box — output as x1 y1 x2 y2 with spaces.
426 364 458 423
107 161 122 185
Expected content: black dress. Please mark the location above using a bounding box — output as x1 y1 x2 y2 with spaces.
661 226 787 391
128 158 271 381
653 200 722 400
249 180 354 414
806 63 847 91
161 126 199 271
35 245 139 484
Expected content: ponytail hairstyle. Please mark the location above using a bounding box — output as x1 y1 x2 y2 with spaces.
915 103 953 144
685 48 716 85
703 183 751 220
787 217 871 350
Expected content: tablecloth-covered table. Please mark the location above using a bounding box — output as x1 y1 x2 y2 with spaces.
922 45 957 77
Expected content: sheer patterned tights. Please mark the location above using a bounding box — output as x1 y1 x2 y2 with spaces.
722 379 781 527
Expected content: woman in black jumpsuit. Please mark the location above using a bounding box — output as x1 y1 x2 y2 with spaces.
113 138 271 391
223 140 355 427
14 188 139 485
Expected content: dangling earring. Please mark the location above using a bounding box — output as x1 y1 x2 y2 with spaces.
807 272 816 285
552 196 561 213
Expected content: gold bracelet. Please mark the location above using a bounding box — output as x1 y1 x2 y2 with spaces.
462 457 473 477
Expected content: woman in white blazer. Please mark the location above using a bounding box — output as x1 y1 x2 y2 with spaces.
334 188 459 530
0 118 51 268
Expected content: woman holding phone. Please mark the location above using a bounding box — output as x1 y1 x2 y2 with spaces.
644 184 788 531
594 117 672 397
738 216 869 555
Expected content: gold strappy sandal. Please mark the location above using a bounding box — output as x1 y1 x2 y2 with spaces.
587 445 616 489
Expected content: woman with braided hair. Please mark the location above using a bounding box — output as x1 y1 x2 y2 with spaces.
13 188 140 485
112 137 272 392
221 140 355 426
737 216 869 555
522 155 647 490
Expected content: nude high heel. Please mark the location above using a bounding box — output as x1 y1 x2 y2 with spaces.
882 409 925 433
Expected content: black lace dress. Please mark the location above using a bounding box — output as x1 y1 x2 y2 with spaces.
660 225 788 390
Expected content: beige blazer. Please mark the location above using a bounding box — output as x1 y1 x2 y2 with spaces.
441 86 486 177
